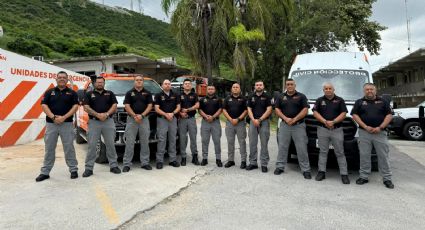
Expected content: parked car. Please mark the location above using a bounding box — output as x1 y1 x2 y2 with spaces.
390 101 425 140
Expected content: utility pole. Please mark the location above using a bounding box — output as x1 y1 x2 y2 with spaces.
404 0 412 53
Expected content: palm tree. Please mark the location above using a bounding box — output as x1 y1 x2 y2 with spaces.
161 0 293 88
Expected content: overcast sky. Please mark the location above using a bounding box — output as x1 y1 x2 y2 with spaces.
92 0 425 72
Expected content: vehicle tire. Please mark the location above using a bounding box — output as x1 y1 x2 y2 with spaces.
75 127 87 144
95 139 108 163
403 121 423 140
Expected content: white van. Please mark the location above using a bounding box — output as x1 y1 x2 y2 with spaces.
280 51 377 170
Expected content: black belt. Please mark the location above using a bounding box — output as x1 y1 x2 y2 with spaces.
319 123 342 129
282 119 304 125
89 116 111 120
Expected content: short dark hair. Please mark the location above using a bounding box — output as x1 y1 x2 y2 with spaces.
363 83 375 88
183 78 192 83
95 77 105 82
57 71 68 77
134 75 144 80
285 78 294 83
207 85 215 88
255 80 264 84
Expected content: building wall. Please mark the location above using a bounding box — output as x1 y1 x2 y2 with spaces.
376 65 425 108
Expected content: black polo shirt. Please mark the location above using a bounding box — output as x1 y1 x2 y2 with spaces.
180 91 199 117
247 92 272 119
275 91 309 119
351 96 392 128
123 88 152 114
41 87 78 123
312 95 348 121
154 90 180 113
199 95 222 116
223 94 247 119
83 89 118 119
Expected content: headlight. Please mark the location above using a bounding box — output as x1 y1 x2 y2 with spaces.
394 111 402 116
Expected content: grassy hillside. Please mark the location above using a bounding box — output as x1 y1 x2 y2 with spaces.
0 0 191 67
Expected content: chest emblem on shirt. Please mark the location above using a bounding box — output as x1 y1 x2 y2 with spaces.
333 100 339 103
261 97 266 100
251 97 255 102
282 96 287 101
65 92 72 95
131 92 135 96
375 100 383 104
51 91 56 96
229 98 233 102
91 93 95 98
321 101 326 106
362 101 368 106
161 96 165 100
189 96 194 99
104 93 110 96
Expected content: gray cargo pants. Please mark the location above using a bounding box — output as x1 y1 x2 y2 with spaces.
86 118 119 170
358 129 392 181
276 122 311 172
225 120 247 162
156 117 177 163
248 120 270 166
40 122 78 175
123 116 150 167
178 117 198 158
317 126 348 175
201 119 222 160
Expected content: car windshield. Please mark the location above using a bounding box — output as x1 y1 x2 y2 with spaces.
172 77 185 82
291 69 369 101
416 101 425 107
105 79 162 95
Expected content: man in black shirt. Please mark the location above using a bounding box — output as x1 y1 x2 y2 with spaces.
36 71 79 182
198 85 223 167
154 79 181 169
274 79 312 179
122 75 153 172
351 83 394 189
178 79 200 166
312 82 349 184
223 83 248 169
83 77 121 177
246 81 272 173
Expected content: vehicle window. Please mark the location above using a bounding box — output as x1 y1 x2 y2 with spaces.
417 101 425 107
291 69 369 101
104 79 162 95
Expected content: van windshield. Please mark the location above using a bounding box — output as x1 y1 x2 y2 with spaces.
291 69 369 101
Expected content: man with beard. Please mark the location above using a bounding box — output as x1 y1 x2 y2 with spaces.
178 79 200 166
223 83 248 169
312 82 349 184
351 83 394 189
36 71 79 182
198 85 223 167
274 79 311 179
83 76 120 177
122 75 153 172
246 81 272 173
154 79 181 169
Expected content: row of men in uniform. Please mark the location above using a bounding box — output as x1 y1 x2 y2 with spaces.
35 72 394 189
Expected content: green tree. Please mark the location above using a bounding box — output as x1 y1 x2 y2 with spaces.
162 0 292 87
256 0 385 91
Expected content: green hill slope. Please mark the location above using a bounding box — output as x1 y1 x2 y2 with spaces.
0 0 191 67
